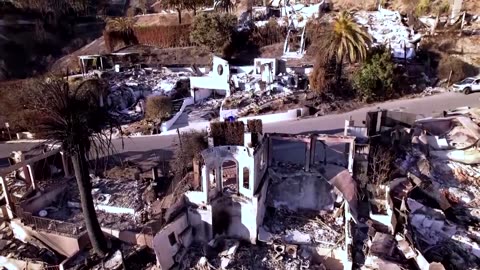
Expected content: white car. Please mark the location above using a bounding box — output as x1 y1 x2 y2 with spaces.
452 77 480 94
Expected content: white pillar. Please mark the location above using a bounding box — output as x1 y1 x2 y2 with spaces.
0 176 14 219
61 152 72 177
305 140 311 172
348 142 355 175
202 166 209 203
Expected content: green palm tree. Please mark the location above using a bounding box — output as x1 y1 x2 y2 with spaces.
28 78 119 256
320 11 372 82
106 17 137 47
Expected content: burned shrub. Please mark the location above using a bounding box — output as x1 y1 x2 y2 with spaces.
171 130 208 179
210 121 245 146
247 119 263 134
247 119 263 147
145 95 173 121
249 18 287 47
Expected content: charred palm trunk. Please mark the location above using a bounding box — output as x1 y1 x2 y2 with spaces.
335 54 344 87
72 146 108 256
177 9 182 24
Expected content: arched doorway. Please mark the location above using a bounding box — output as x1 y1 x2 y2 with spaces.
222 160 238 194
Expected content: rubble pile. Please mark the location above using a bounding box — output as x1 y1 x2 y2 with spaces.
354 8 419 59
254 3 322 29
223 90 302 118
0 221 64 266
181 238 327 270
358 107 480 269
102 67 193 126
262 208 344 248
184 98 222 122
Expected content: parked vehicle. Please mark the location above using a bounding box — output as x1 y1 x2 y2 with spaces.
452 77 480 94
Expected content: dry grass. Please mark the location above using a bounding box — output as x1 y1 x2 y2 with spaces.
332 0 378 11
259 43 284 58
134 12 194 27
465 0 480 14
438 54 478 83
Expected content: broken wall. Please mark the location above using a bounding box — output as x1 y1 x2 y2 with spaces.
267 172 335 211
11 220 89 257
0 257 45 270
211 196 258 244
20 185 67 214
187 205 213 243
153 213 192 270
254 140 269 192
201 146 257 199
255 174 270 235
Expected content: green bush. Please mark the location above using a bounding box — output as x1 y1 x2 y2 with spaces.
145 95 173 121
353 49 395 102
190 12 237 54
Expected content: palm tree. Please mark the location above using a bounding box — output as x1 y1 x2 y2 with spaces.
105 17 137 46
28 78 118 256
318 11 372 82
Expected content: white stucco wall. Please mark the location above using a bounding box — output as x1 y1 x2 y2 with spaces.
191 88 213 102
239 107 309 124
220 107 309 123
253 58 278 75
153 213 191 270
161 97 194 132
253 142 268 192
189 56 230 95
211 196 258 244
201 146 257 199
0 257 45 270
255 175 270 234
187 206 213 243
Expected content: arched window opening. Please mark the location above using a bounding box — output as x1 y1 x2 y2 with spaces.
243 167 250 189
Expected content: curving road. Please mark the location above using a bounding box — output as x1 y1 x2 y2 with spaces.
1 92 479 164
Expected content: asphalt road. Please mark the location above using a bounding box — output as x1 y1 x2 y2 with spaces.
1 92 479 164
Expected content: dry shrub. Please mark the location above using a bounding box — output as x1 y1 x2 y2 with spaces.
396 0 450 15
369 144 394 185
247 119 263 134
104 24 192 52
210 121 245 146
250 18 287 47
247 119 263 146
134 24 193 48
0 79 37 132
332 0 377 11
309 54 335 94
438 54 478 83
171 130 208 179
145 96 173 121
